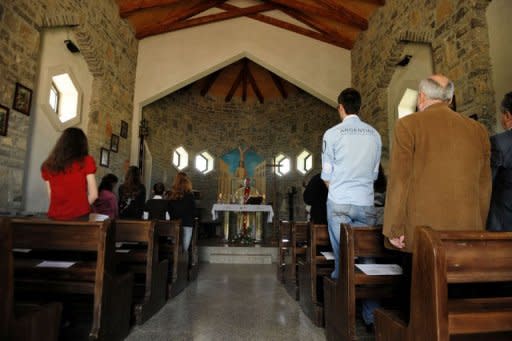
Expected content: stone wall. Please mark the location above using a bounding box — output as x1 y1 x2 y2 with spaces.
352 0 495 161
0 0 137 210
142 85 339 223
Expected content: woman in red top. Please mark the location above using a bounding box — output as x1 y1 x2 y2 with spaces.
41 127 98 220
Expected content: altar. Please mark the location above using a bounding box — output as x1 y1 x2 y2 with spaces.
211 204 274 242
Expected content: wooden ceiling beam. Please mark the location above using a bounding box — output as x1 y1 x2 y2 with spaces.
247 64 264 104
219 3 352 49
242 60 248 102
225 63 244 102
266 0 368 30
200 70 220 96
162 3 274 34
270 72 288 99
118 0 182 18
135 0 226 39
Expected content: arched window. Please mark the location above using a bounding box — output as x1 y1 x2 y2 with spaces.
172 146 189 171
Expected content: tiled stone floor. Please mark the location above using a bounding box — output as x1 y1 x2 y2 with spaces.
125 263 375 341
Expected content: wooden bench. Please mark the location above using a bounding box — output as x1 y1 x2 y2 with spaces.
277 220 291 283
298 223 334 326
283 221 308 300
11 218 133 341
375 226 512 341
155 220 189 298
1 217 62 341
323 225 402 341
114 220 168 324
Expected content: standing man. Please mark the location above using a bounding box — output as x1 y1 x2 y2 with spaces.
487 92 512 231
322 88 382 328
384 74 491 251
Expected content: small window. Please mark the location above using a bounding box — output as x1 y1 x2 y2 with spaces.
49 82 59 113
274 153 291 176
51 73 79 123
172 146 189 170
297 149 313 175
195 151 214 174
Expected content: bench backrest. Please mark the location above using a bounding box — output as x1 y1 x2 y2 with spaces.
410 226 512 340
155 220 180 282
308 223 332 302
0 218 12 339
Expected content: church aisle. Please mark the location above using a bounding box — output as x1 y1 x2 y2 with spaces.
125 264 326 341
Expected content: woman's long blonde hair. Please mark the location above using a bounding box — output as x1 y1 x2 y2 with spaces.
168 172 192 200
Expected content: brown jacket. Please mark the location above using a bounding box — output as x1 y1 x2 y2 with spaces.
383 103 491 252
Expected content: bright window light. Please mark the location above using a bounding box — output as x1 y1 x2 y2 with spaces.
172 146 189 170
51 73 79 123
275 153 291 176
195 151 214 174
297 149 313 175
49 82 59 112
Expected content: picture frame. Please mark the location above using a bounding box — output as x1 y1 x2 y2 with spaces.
0 104 10 136
110 134 119 153
120 120 128 138
13 82 33 115
100 147 110 168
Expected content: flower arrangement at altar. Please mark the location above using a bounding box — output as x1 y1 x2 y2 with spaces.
231 226 255 245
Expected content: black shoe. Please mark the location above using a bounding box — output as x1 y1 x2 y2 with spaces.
365 323 374 333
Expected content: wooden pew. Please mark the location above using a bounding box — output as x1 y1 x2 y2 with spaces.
375 226 512 341
11 218 133 341
188 218 199 282
155 220 189 298
298 223 334 326
277 220 291 283
283 221 308 300
114 220 168 324
1 217 62 341
323 225 402 341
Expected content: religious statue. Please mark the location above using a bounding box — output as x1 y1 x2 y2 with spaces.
235 145 249 179
233 178 260 240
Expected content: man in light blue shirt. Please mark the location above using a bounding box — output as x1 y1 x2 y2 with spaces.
321 88 381 327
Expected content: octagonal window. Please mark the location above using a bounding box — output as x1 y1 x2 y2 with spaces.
172 146 189 171
274 153 291 177
297 149 313 175
195 151 214 174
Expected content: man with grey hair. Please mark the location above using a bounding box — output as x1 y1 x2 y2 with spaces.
384 74 491 253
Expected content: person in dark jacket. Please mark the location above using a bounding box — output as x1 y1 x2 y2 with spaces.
118 166 146 219
487 92 512 231
168 172 196 251
143 182 170 220
303 173 328 224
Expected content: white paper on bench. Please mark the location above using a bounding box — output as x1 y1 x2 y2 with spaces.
36 261 76 269
13 248 32 253
116 249 131 253
115 241 139 248
355 264 402 276
321 251 335 260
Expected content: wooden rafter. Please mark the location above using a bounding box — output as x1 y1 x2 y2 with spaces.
225 63 245 102
134 0 227 39
118 0 182 18
242 60 248 102
246 65 264 104
270 72 287 99
219 3 351 49
266 0 368 30
161 3 274 34
200 70 220 96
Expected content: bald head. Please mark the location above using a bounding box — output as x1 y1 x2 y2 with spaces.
417 74 455 111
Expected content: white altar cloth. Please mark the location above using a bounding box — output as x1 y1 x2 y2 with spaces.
211 204 274 223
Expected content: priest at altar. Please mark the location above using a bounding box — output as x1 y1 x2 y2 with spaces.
233 178 262 240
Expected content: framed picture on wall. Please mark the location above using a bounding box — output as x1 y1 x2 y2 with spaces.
13 82 33 115
110 134 119 153
120 120 128 138
0 104 10 136
100 147 110 168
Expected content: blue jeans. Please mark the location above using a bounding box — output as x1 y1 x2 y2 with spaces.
327 200 379 325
